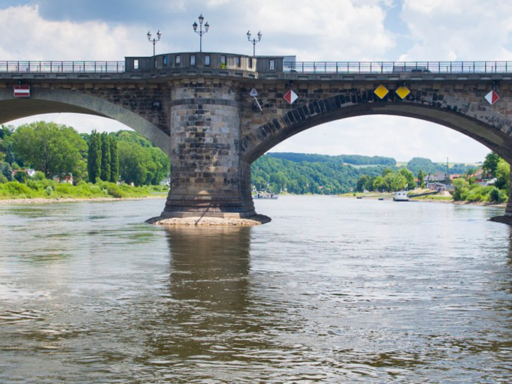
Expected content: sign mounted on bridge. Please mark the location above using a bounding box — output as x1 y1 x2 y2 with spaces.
250 88 258 97
395 86 410 100
13 84 30 98
284 89 298 104
374 84 389 99
485 90 500 105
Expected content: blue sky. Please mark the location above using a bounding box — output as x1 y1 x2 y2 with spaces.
2 0 512 162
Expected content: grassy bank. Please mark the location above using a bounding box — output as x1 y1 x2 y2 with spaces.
0 180 168 200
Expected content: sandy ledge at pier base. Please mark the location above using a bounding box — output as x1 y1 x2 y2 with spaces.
147 214 271 227
489 215 512 225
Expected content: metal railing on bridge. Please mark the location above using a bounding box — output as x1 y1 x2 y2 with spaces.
2 59 512 75
0 61 125 74
283 61 512 75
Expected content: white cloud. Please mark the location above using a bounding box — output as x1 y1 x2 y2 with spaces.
241 0 395 60
0 5 167 60
400 0 512 60
269 115 490 163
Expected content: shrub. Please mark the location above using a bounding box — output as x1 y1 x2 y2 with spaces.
0 174 7 184
33 171 46 181
106 183 127 198
489 187 508 203
45 186 53 196
5 182 31 197
14 171 27 183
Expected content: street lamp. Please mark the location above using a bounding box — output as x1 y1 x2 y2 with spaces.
192 14 209 52
247 30 262 56
147 30 161 56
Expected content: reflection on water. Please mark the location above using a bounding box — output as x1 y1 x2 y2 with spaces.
0 197 512 383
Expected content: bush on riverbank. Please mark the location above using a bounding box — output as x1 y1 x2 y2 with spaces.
452 178 508 203
0 179 168 200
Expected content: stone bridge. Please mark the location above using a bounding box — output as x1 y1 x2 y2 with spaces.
2 54 512 223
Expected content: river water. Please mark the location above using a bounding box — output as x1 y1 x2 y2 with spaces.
0 196 511 383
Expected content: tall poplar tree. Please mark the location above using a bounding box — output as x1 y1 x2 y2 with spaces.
5 142 16 165
109 135 119 183
100 132 111 181
87 130 102 183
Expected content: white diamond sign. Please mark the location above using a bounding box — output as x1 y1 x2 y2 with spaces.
485 90 500 105
284 89 298 104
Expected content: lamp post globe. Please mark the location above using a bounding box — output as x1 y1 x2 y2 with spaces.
147 30 161 56
193 14 209 52
247 30 262 56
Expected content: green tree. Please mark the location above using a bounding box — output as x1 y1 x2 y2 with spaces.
418 169 425 188
118 142 153 186
465 167 477 184
383 172 394 191
356 175 370 192
382 168 394 177
87 131 102 183
5 142 15 165
1 163 13 181
483 152 500 178
495 159 510 191
390 173 407 191
109 135 119 183
148 147 170 185
489 187 508 203
12 122 86 178
398 168 416 190
453 178 470 201
100 132 111 182
373 176 387 191
14 170 27 183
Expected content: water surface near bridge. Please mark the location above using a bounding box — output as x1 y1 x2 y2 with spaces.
0 196 511 383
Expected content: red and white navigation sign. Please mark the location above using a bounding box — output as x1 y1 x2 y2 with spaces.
284 89 298 104
485 90 500 105
13 85 30 98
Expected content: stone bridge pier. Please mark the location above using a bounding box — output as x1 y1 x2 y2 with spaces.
160 81 257 221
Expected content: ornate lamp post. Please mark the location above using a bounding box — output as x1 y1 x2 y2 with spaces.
192 14 209 52
147 30 162 56
247 30 262 56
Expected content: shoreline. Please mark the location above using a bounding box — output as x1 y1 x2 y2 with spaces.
0 194 506 209
0 195 166 205
337 193 507 208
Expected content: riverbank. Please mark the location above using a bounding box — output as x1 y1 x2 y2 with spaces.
338 190 507 208
0 195 166 205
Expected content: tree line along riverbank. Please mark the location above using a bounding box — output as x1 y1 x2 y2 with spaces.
1 123 509 204
0 123 170 200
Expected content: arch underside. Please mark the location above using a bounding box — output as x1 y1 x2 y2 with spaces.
242 102 512 164
0 89 171 156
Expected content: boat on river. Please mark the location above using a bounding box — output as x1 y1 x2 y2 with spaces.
254 192 279 199
393 190 409 202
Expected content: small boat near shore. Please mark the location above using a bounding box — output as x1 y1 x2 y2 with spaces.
254 192 279 199
393 190 409 202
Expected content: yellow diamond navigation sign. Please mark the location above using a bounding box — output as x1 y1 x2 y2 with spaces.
396 86 411 100
374 84 389 99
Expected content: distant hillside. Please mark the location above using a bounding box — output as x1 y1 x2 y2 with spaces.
267 152 396 166
252 154 387 194
252 152 480 194
407 157 475 176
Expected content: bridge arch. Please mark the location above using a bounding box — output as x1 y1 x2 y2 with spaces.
0 88 171 156
241 94 512 164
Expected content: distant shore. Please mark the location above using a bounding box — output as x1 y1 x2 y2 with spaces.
339 192 506 208
0 195 166 205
